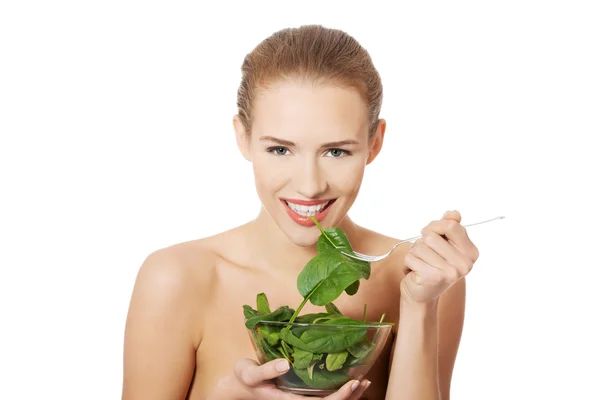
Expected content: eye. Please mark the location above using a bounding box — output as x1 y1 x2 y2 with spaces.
267 146 291 156
325 148 350 158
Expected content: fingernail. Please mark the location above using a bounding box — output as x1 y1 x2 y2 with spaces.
276 360 289 372
444 210 453 216
351 380 360 392
366 380 372 389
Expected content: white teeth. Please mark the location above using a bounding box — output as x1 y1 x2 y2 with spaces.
285 201 330 216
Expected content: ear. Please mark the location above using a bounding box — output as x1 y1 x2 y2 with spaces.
233 115 252 161
366 118 386 165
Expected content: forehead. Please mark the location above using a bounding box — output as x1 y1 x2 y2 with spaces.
251 80 369 141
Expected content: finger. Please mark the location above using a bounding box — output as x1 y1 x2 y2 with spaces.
408 237 447 270
403 253 440 285
404 236 449 272
420 233 473 275
442 209 462 222
257 378 370 400
402 238 422 276
252 384 308 400
421 218 466 246
347 379 371 400
323 379 369 400
234 358 290 387
421 218 477 260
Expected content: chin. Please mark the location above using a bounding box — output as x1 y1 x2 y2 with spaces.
285 231 322 248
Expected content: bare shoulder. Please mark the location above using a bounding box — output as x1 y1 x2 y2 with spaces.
135 219 248 281
138 236 220 288
128 225 247 320
122 230 241 398
126 236 221 344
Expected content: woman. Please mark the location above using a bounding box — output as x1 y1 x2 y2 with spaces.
122 24 479 400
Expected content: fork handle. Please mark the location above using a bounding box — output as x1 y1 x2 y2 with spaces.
396 216 505 246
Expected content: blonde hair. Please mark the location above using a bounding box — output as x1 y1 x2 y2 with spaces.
236 24 383 135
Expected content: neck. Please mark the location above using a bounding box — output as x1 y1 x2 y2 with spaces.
246 206 360 276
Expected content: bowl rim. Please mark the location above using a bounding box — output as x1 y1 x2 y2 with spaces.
249 320 395 329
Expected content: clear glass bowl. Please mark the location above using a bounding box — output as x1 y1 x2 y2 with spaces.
247 320 393 396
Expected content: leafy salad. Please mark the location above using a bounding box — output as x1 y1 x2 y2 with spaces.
243 217 392 390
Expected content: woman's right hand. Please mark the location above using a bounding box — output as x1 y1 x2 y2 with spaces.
209 358 371 400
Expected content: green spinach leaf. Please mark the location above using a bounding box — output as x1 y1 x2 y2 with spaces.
295 218 370 312
292 348 315 369
244 305 294 329
296 249 370 306
243 305 258 319
325 302 342 315
293 364 349 390
344 280 360 295
316 227 352 252
295 312 331 323
347 337 375 359
258 325 280 346
256 292 271 314
325 351 349 371
298 327 367 354
261 338 284 361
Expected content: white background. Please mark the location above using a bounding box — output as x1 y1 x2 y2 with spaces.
1 1 598 399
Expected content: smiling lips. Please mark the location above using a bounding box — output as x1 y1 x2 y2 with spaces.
281 198 336 226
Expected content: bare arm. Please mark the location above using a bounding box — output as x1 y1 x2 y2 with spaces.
122 250 203 400
437 278 466 398
386 278 466 400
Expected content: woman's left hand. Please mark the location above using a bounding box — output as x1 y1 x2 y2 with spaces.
401 210 480 304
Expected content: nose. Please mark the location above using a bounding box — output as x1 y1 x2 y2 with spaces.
294 156 328 199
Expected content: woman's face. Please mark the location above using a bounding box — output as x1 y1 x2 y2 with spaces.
235 79 385 247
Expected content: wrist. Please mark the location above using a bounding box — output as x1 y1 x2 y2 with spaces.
400 296 439 316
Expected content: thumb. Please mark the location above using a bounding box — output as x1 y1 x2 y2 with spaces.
442 209 462 222
234 358 290 387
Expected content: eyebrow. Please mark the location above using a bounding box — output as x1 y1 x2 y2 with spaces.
259 136 359 148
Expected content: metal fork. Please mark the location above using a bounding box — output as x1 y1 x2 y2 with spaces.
341 216 505 263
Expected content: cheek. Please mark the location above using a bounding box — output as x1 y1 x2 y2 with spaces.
325 161 365 192
252 157 288 192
